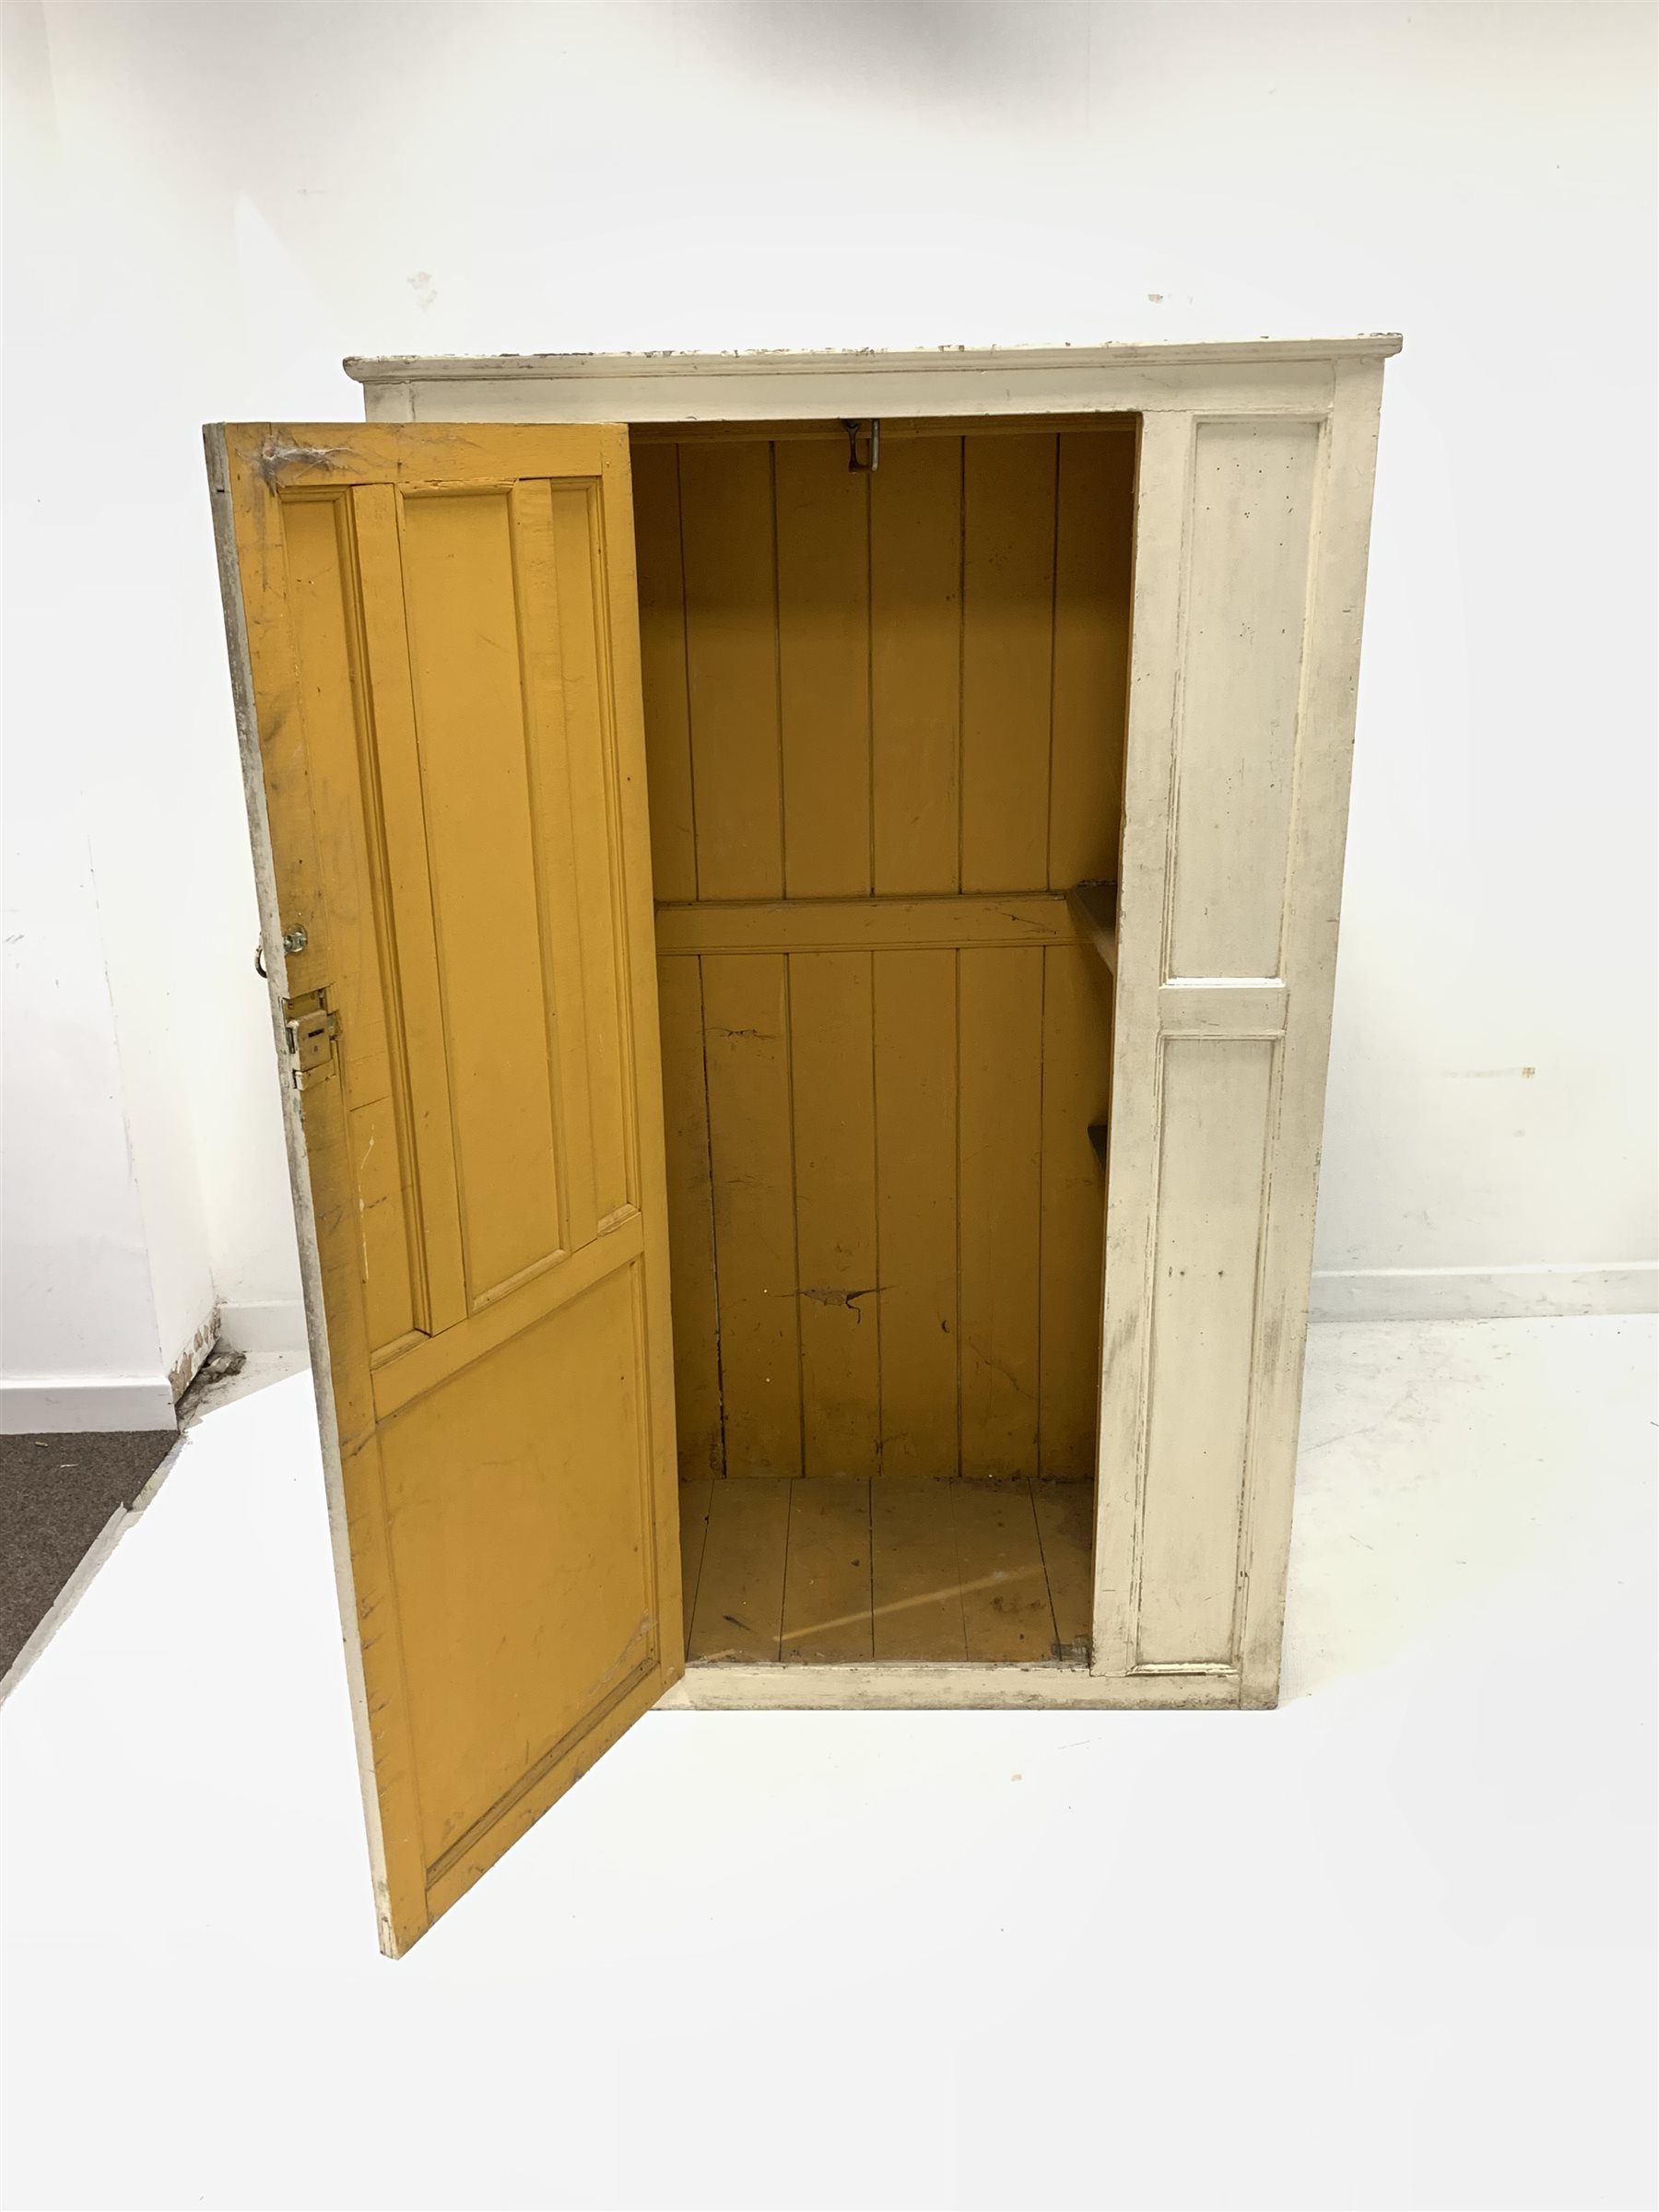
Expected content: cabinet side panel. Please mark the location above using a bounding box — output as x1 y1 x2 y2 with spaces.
1236 361 1387 1703
1167 420 1320 980
1133 1037 1275 1669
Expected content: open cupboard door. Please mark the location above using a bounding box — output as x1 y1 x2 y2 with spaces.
206 424 681 1954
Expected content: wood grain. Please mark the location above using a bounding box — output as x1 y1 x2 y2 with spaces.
958 948 1043 1477
1038 945 1112 1477
678 439 782 900
871 1479 967 1661
655 959 723 1478
953 1480 1057 1663
678 1477 713 1648
871 434 962 894
629 440 697 901
961 432 1056 893
700 953 802 1477
780 1477 874 1662
789 953 881 1479
872 950 959 1477
1031 1480 1094 1654
775 440 871 897
682 1476 1091 1668
1049 429 1135 889
689 1477 792 1661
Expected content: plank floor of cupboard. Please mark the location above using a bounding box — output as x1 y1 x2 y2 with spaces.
679 1477 1093 1666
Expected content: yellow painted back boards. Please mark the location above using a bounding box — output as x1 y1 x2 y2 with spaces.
635 422 1134 1484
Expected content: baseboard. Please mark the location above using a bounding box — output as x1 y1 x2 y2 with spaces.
167 1305 222 1402
217 1299 310 1357
206 1271 1659 1354
163 1273 1659 1370
1309 1262 1658 1323
0 1374 178 1436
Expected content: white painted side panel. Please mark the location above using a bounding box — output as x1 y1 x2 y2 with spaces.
1168 420 1321 979
1135 1037 1277 1669
1096 364 1386 1700
1237 363 1388 1702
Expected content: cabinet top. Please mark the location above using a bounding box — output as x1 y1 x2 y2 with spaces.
343 335 1404 385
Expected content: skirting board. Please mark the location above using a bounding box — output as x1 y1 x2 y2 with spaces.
1309 1262 1658 1322
217 1299 312 1357
2 1301 218 1436
0 1374 176 1436
215 1265 1656 1366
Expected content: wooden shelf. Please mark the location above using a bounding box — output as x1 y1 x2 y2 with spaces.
655 890 1076 956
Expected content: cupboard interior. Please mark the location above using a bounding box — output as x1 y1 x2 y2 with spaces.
630 415 1136 1666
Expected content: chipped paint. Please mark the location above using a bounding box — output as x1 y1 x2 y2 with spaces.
254 435 357 488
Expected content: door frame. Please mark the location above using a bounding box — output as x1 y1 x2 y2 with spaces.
340 337 1400 1713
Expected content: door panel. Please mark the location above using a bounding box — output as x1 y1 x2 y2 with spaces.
381 1266 656 1871
635 422 1135 1485
206 423 679 1954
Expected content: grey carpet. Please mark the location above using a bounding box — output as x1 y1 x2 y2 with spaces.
0 1430 177 1677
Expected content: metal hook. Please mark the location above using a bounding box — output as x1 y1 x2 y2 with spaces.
842 418 880 473
254 924 308 979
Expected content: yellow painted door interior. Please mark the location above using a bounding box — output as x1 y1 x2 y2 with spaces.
632 418 1135 1664
212 425 680 1952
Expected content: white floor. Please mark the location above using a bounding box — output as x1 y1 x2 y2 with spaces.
3 1318 1653 2212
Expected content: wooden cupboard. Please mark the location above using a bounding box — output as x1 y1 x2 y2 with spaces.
207 336 1398 1954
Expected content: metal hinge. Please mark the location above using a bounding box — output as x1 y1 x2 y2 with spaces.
282 989 339 1088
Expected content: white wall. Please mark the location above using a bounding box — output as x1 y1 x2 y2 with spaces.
5 0 1655 1377
0 716 172 1427
3 1 213 1430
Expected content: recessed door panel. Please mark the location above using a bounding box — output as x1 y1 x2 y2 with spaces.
380 1263 656 1874
400 488 566 1300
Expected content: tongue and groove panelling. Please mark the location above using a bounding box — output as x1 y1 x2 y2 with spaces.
633 422 1132 1481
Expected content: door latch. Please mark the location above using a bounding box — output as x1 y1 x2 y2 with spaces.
282 989 339 1087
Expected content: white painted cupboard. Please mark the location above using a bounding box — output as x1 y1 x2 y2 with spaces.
210 335 1398 1951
